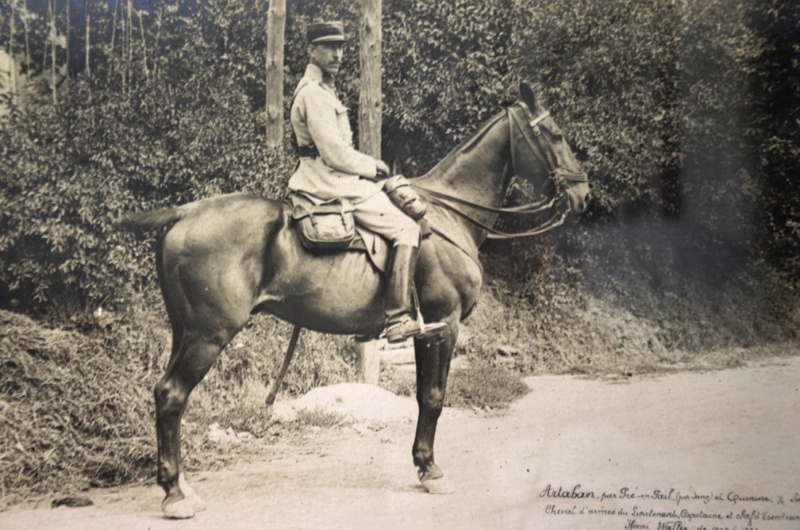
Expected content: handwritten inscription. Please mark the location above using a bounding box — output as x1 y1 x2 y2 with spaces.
538 484 800 530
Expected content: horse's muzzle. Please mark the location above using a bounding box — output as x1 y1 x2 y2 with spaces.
566 181 590 214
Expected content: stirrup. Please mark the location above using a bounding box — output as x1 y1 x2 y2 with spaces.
417 319 447 339
383 314 420 343
382 313 447 344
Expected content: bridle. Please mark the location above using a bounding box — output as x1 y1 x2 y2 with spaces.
412 101 588 239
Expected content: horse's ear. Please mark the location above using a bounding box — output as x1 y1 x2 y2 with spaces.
519 82 536 109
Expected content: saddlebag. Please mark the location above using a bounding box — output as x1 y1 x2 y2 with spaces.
291 194 356 251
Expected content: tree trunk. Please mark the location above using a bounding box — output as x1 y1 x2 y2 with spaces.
49 0 56 104
125 0 132 91
265 0 286 152
357 0 383 383
85 0 90 78
65 0 69 80
111 0 118 53
8 0 18 106
358 0 382 158
137 9 148 79
23 0 30 90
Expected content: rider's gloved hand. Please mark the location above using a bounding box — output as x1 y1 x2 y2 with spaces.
376 160 390 178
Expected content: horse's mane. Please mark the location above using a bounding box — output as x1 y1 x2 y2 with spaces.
418 109 507 183
458 110 507 154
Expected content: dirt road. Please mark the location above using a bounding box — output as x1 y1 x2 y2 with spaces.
3 356 799 530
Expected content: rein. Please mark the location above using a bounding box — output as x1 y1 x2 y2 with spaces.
412 103 585 240
413 185 570 239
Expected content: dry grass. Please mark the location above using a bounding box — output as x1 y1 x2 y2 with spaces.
0 311 155 507
465 229 800 378
0 306 360 509
444 359 530 410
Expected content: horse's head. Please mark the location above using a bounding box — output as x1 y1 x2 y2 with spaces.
511 83 590 214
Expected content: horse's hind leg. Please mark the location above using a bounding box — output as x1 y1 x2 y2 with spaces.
154 270 251 518
154 330 227 518
412 324 457 494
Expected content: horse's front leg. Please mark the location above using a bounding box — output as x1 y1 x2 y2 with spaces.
412 324 457 494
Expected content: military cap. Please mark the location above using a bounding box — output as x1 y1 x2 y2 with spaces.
307 21 347 43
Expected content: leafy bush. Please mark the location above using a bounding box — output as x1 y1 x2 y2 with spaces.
380 0 515 174
513 0 798 276
0 42 292 312
2 0 797 315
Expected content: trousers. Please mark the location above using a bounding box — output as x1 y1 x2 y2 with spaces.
353 191 419 247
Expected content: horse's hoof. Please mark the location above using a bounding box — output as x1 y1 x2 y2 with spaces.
162 497 197 519
178 474 207 512
420 475 454 494
419 467 455 495
162 475 206 518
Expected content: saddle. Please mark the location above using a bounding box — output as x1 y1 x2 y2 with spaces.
288 192 431 273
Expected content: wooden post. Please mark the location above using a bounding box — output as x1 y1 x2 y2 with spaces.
8 0 18 107
357 340 381 385
85 0 90 79
265 0 286 151
357 0 383 384
358 0 382 157
49 0 56 104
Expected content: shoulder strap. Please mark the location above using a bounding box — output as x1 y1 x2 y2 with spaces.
292 76 321 105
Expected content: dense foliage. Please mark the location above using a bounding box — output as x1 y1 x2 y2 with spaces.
513 0 797 260
1 0 798 503
0 0 796 313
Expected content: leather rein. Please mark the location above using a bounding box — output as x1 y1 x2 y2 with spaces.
412 102 588 240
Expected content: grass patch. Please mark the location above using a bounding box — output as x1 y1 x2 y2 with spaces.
378 358 530 411
293 408 352 429
463 228 800 378
380 357 530 411
0 306 357 509
445 359 529 410
0 310 156 507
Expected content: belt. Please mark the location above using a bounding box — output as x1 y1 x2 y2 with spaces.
297 144 319 159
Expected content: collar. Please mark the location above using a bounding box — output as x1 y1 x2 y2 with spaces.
304 63 336 90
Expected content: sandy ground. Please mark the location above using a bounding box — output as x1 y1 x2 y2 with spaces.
2 356 799 530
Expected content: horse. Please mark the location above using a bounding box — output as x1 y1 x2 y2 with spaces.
121 82 590 519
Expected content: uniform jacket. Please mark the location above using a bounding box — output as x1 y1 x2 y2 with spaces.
288 64 381 203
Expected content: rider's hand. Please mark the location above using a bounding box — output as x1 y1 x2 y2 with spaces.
376 160 390 178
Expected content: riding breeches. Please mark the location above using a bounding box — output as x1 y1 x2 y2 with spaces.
353 192 419 247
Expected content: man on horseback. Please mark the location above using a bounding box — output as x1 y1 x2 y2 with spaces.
289 21 422 343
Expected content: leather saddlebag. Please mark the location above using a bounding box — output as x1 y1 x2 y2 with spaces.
291 195 356 251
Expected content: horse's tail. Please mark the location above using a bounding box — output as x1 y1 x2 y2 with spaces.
118 207 186 233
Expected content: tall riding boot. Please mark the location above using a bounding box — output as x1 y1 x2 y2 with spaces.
384 244 422 343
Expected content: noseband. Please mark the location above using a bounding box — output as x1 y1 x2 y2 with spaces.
413 102 587 239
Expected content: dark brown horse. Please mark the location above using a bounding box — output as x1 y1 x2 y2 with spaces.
122 83 589 518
